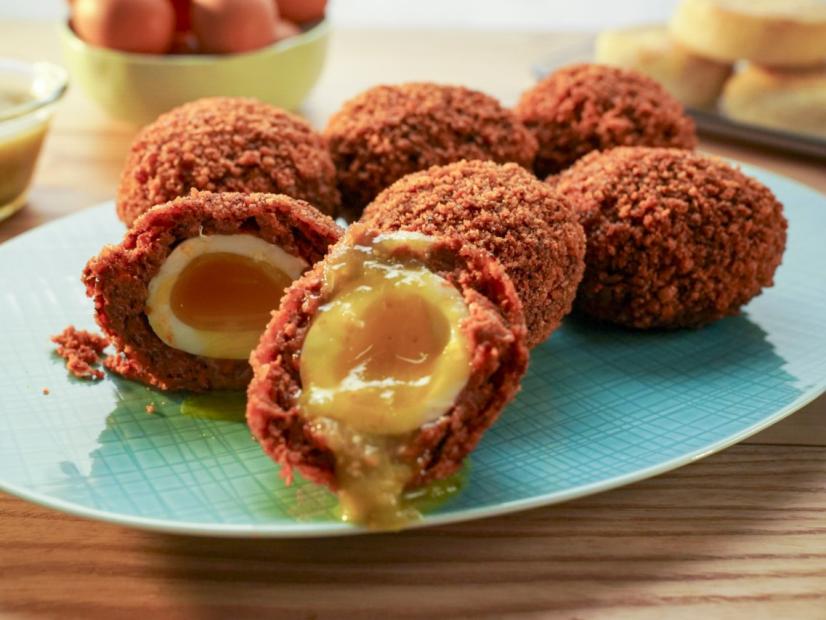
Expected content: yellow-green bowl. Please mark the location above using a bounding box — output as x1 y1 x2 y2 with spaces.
59 20 329 125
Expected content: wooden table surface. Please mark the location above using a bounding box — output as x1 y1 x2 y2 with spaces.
1 21 825 619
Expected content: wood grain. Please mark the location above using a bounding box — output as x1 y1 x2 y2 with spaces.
1 21 825 620
2 445 826 619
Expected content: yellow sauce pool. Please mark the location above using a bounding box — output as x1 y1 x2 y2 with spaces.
181 391 247 423
0 89 49 222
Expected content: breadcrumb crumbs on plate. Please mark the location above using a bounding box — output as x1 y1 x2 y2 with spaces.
51 326 109 381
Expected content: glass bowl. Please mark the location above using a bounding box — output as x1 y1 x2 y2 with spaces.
0 59 67 223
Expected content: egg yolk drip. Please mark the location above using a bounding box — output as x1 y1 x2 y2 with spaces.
299 232 471 529
147 234 307 360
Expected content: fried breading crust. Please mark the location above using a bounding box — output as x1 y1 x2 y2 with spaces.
549 147 787 328
117 97 340 226
515 64 697 177
247 224 529 490
362 160 586 348
84 191 342 391
325 83 537 214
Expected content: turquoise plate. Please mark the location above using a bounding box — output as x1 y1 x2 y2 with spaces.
1 164 825 537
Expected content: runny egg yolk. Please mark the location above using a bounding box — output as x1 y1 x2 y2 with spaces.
297 231 472 530
344 290 451 383
170 252 293 332
146 234 307 360
299 237 471 436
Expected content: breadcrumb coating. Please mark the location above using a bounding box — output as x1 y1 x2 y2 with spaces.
515 64 698 177
117 97 340 226
84 191 342 392
549 147 787 329
51 326 109 381
325 83 538 215
362 160 585 348
247 224 528 490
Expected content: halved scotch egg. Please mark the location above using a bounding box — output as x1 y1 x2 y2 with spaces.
247 224 529 529
299 231 473 436
146 234 308 360
83 191 342 391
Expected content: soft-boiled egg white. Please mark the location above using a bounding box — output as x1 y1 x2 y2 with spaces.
146 234 306 360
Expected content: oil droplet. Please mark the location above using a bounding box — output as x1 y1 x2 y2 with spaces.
402 460 470 515
181 391 247 423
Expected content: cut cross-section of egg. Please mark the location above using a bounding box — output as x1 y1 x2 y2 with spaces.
146 234 307 360
298 231 472 435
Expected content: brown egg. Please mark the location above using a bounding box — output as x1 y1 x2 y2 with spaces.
276 0 325 23
274 18 300 41
170 30 200 54
72 0 176 54
192 0 278 54
170 0 192 32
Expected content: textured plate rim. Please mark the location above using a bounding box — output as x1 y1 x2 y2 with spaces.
1 382 823 537
1 163 824 537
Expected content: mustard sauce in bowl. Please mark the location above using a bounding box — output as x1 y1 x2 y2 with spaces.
0 60 67 222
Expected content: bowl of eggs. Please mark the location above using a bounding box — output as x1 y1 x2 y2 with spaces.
60 0 329 125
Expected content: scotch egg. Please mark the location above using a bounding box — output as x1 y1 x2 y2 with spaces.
83 191 342 392
247 224 529 529
146 234 308 360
